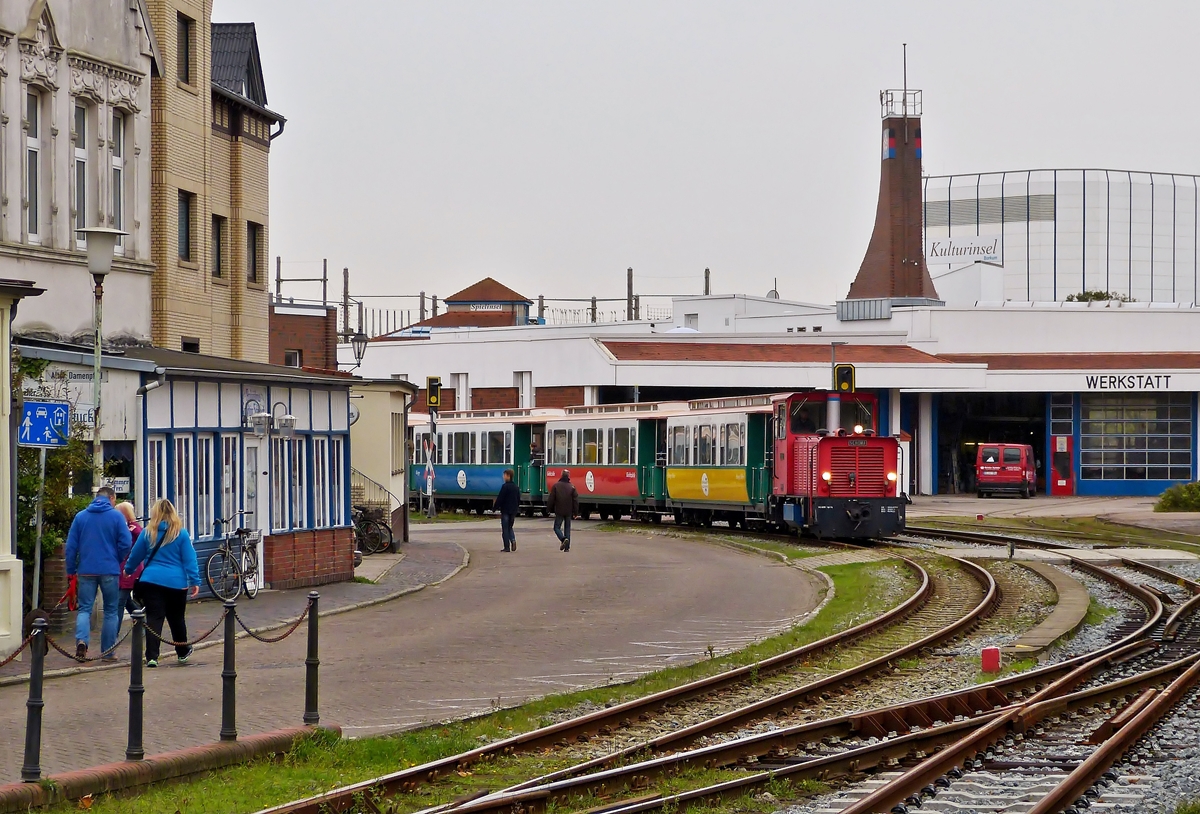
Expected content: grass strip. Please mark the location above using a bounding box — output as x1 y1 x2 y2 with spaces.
46 557 914 814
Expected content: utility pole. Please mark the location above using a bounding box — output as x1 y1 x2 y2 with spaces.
627 267 634 321
275 256 282 300
321 259 328 307
420 291 426 322
538 295 544 322
432 295 439 317
590 296 597 323
634 294 640 321
704 268 711 296
342 268 350 339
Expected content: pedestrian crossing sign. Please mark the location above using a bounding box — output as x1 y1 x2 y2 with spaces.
18 399 70 448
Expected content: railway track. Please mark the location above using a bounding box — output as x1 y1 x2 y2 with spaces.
259 526 1200 814
259 548 1001 814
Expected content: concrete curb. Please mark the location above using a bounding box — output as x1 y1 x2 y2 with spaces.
0 542 471 689
0 726 339 813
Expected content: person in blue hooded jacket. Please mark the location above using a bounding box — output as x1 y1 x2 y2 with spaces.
65 486 132 661
124 498 201 667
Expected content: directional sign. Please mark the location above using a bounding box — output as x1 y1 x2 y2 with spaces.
18 399 71 448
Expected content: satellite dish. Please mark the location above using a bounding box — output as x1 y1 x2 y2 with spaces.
766 289 780 300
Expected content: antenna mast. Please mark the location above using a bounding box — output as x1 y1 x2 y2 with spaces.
902 43 908 144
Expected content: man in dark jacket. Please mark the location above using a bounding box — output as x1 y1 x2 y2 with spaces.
547 470 579 552
65 486 133 660
494 469 521 552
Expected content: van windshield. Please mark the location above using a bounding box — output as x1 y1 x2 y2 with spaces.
1003 448 1022 464
980 446 1000 464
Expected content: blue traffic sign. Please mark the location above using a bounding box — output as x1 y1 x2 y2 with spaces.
18 400 71 448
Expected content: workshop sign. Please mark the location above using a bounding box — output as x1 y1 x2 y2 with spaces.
1084 374 1172 390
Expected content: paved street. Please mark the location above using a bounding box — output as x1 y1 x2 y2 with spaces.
0 522 820 780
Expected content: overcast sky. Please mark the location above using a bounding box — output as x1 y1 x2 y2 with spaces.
214 1 1200 311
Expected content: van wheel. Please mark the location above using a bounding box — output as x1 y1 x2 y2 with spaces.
976 490 984 499
1020 485 1030 499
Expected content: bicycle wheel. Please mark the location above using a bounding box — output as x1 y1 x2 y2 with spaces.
359 520 388 555
240 548 260 599
206 549 243 601
375 522 394 552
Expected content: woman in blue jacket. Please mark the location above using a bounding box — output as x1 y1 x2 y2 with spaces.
125 499 201 667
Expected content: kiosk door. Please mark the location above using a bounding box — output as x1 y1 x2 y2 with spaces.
1049 435 1074 496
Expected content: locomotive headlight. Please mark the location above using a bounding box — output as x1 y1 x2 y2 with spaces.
853 424 864 435
821 471 832 481
887 472 898 482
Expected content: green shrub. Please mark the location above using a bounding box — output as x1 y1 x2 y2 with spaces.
1156 481 1200 512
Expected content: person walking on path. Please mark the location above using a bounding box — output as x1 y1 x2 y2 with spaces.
547 470 579 552
124 499 201 668
115 502 145 624
65 486 132 661
494 469 521 552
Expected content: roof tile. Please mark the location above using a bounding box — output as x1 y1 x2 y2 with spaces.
444 277 530 304
602 342 947 364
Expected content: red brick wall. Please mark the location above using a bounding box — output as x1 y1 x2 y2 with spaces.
269 307 338 370
262 527 355 590
536 386 586 408
471 387 519 410
413 388 456 413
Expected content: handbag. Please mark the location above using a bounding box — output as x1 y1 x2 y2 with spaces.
131 527 168 606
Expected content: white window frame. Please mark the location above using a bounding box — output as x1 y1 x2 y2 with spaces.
74 104 88 244
270 435 289 531
147 436 167 506
26 91 42 243
112 110 126 252
312 436 330 528
220 435 239 529
331 436 345 526
174 434 194 534
196 434 214 538
291 437 308 529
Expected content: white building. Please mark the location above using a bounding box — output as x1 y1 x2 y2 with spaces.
0 0 159 344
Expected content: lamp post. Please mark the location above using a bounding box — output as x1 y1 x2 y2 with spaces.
350 331 368 370
78 228 126 489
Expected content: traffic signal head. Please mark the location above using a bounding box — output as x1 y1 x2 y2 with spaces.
426 376 442 409
834 364 855 393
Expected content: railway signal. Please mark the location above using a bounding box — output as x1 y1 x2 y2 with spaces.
426 376 442 409
834 364 856 393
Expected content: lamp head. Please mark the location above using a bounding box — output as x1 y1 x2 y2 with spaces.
77 227 128 279
351 331 369 366
249 412 272 438
276 414 297 439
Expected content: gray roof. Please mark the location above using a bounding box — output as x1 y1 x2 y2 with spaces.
212 22 267 107
120 346 356 386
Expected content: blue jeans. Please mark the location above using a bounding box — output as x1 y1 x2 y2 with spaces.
75 575 120 654
553 515 571 543
501 514 516 549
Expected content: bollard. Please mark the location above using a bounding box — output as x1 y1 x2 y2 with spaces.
303 591 320 726
21 618 47 782
126 609 146 760
220 600 237 741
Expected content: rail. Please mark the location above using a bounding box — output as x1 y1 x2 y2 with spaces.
351 467 402 515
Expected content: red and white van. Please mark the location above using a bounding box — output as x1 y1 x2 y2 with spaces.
976 443 1037 498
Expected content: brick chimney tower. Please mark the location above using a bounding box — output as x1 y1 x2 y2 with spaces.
845 88 939 301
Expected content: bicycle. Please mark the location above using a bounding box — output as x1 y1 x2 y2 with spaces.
352 505 390 555
205 514 261 601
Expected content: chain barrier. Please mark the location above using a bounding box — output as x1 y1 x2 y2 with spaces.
0 635 33 669
141 608 228 649
44 624 135 663
232 600 312 644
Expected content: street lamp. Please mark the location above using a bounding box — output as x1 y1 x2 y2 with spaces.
78 227 127 490
350 331 368 369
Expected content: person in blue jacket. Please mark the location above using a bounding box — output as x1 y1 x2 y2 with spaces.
124 498 201 667
493 469 521 552
65 486 132 661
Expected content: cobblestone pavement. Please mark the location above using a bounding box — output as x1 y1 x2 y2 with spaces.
0 521 820 780
0 537 466 682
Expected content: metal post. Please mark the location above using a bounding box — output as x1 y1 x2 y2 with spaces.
275 256 282 300
419 291 426 322
590 296 597 323
126 609 145 760
634 294 640 321
537 295 544 321
220 601 237 741
342 268 350 340
32 448 46 607
303 592 320 725
321 259 328 307
21 618 47 782
704 268 711 295
627 267 634 321
432 295 439 317
92 274 104 487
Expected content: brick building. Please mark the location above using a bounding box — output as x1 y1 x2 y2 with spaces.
269 298 338 370
144 1 283 361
